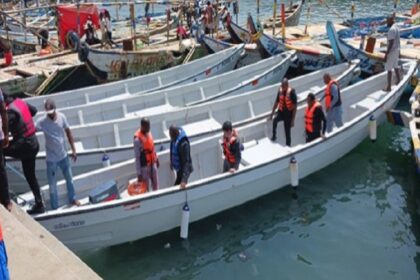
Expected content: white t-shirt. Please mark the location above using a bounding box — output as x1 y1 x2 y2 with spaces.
387 24 400 56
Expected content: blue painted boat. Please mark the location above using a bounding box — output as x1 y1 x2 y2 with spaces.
327 20 384 75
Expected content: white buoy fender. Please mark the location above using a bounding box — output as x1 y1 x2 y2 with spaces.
180 203 190 239
290 157 299 187
102 154 111 167
369 115 377 142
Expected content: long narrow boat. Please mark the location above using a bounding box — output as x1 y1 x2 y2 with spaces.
262 0 305 28
34 52 295 127
20 60 416 252
326 20 385 75
26 44 245 110
248 15 336 71
8 60 359 192
79 41 189 82
0 35 37 55
201 35 262 67
226 20 251 44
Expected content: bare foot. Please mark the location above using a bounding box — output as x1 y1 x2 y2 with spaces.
72 200 81 207
6 202 12 212
384 87 391 92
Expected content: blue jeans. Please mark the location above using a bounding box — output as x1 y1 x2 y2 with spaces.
0 240 9 280
47 156 76 210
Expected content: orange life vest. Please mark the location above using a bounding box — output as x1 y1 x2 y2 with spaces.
305 101 322 133
39 45 53 56
325 80 341 110
134 130 157 166
278 87 294 112
223 129 238 164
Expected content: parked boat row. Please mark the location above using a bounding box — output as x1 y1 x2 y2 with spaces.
18 59 417 252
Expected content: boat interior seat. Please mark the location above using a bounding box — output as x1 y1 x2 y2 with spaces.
367 90 387 102
125 103 175 118
74 141 84 151
350 96 377 111
180 118 222 138
241 138 292 166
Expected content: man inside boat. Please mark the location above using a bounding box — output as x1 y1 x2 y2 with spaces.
169 125 193 189
0 89 11 212
222 121 241 173
38 29 53 56
305 93 327 143
134 118 160 191
36 99 80 210
84 16 101 46
0 39 12 68
322 73 343 133
269 77 297 146
3 93 45 214
385 15 401 92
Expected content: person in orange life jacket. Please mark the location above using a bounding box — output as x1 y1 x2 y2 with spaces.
169 125 193 189
322 73 343 133
38 28 53 56
269 78 297 146
305 93 327 143
134 118 160 191
222 121 241 173
0 89 10 212
3 93 45 214
0 222 10 280
0 39 12 68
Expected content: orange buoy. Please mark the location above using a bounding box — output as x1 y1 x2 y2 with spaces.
127 181 148 196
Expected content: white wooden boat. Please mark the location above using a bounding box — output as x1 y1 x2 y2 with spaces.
326 20 385 75
201 35 262 67
79 42 189 82
34 51 295 127
7 60 360 192
248 15 336 72
262 0 305 28
26 44 245 110
20 60 416 252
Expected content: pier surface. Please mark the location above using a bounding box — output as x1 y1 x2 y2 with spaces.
1 203 101 280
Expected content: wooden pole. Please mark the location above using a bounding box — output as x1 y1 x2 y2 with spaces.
116 0 119 21
130 2 136 49
256 0 259 22
215 0 219 37
166 6 170 44
272 0 277 35
351 1 355 19
1 0 8 41
281 3 285 40
76 0 80 37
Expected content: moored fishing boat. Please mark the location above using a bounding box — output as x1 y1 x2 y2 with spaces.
7 60 359 192
226 20 251 44
326 20 385 75
262 0 305 28
35 51 295 127
20 60 416 252
248 15 336 71
26 44 245 110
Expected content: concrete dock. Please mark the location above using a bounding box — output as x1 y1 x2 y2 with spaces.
1 203 101 280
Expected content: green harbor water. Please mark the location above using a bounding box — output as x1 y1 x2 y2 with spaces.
82 1 420 279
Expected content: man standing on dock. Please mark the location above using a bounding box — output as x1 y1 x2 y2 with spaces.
323 73 343 133
0 90 10 212
385 16 401 92
3 94 45 214
269 78 297 146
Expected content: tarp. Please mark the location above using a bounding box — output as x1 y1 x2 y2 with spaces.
57 4 100 48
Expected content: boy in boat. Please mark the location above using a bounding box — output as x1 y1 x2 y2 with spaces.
305 93 327 143
3 93 45 214
222 121 241 173
322 73 343 133
134 118 160 191
36 99 80 210
0 89 10 211
269 78 297 146
169 125 193 189
385 16 401 92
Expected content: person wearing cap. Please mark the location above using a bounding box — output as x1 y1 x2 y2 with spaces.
169 125 193 189
3 93 44 214
133 118 160 191
0 89 10 211
35 99 80 210
222 121 241 173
